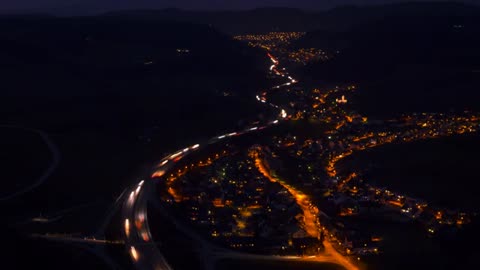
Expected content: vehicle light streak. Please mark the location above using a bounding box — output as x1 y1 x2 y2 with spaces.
151 170 165 178
170 152 182 159
191 144 200 149
141 231 150 242
125 219 130 237
128 191 135 206
130 246 139 262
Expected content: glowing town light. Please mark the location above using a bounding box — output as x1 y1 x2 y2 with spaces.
336 95 348 104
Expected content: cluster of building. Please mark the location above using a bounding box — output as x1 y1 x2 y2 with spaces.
234 32 331 65
233 32 305 50
324 112 480 179
287 48 330 65
258 139 381 256
160 149 322 255
254 77 480 255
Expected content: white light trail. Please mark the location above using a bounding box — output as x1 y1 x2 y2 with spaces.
170 152 182 159
128 191 135 206
135 185 142 195
191 144 200 149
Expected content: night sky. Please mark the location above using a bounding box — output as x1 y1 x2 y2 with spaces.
0 0 476 14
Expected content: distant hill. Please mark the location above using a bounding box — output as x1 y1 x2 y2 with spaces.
104 2 480 35
295 3 480 117
0 16 273 140
104 7 318 34
3 2 479 35
0 16 267 97
294 2 480 49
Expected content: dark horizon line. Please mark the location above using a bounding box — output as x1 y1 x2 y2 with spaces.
0 1 478 17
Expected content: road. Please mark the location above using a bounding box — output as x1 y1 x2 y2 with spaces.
251 148 319 238
251 148 359 270
0 125 61 201
122 180 173 270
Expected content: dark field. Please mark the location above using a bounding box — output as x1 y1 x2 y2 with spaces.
335 133 480 270
216 259 347 270
338 133 480 211
0 128 52 197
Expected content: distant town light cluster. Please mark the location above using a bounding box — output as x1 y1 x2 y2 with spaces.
288 48 330 65
176 48 190 54
233 32 305 50
234 32 331 65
